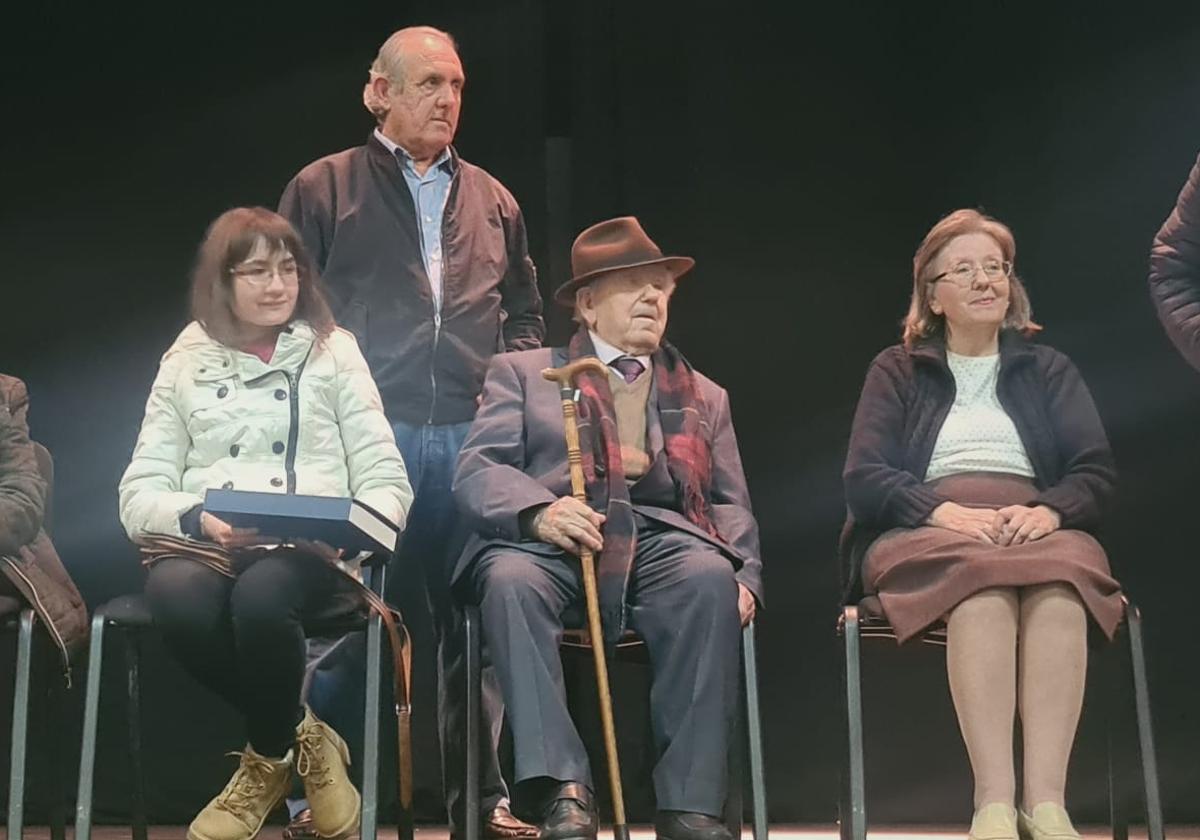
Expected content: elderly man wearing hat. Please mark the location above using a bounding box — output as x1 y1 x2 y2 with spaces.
452 217 762 840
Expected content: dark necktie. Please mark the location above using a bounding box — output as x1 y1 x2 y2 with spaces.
610 356 645 384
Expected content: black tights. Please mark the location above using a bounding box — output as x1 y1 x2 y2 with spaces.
144 552 342 757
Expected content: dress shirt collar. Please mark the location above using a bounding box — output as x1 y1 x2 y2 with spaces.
589 331 652 372
373 128 455 175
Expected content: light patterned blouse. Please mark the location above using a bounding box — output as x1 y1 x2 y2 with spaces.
925 351 1035 482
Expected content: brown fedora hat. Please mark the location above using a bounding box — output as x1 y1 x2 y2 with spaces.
552 216 695 306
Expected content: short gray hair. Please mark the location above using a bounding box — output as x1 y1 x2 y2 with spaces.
363 26 458 122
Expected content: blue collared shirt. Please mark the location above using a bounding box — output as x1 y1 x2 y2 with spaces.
374 128 455 311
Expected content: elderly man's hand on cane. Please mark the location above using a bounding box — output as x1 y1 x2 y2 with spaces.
530 500 756 626
528 498 606 555
737 582 756 626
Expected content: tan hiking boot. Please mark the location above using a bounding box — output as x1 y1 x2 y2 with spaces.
187 747 292 840
295 707 361 839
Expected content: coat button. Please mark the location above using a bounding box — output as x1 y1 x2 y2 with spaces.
274 389 287 400
270 477 283 487
272 441 285 454
222 361 229 367
221 480 234 490
229 444 240 457
216 385 229 398
199 367 207 374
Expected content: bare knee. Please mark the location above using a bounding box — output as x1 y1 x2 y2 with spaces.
1019 582 1086 630
950 587 1020 624
1020 582 1083 608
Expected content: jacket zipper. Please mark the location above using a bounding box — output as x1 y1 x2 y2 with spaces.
284 347 313 494
2 556 71 685
426 168 458 425
427 309 440 424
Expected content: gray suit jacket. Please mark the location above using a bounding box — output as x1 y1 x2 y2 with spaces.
451 347 763 604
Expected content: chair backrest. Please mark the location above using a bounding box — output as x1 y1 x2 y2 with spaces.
32 441 54 538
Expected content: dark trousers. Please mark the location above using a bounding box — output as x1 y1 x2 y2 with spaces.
304 420 510 830
473 516 741 816
144 552 344 757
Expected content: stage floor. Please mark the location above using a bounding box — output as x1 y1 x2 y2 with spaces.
4 827 1190 840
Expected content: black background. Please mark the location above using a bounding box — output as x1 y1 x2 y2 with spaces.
2 0 1199 827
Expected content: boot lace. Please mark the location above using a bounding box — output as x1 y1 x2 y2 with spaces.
216 751 279 816
295 725 334 789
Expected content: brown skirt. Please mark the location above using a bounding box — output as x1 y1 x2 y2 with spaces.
863 473 1123 644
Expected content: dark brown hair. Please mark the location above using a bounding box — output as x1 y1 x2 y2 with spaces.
190 207 335 347
903 208 1041 347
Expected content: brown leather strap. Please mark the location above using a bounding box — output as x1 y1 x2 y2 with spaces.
339 566 413 811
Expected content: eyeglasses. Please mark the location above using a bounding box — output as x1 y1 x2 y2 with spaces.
231 259 300 287
931 259 1012 287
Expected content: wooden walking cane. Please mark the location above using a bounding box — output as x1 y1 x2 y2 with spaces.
542 357 630 840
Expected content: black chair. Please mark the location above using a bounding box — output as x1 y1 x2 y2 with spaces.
3 441 70 840
73 555 412 840
461 605 768 840
836 595 1164 840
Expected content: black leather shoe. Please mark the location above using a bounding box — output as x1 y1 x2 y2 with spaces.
485 803 541 839
654 811 734 840
540 782 597 840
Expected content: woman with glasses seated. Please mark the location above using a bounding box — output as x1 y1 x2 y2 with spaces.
842 209 1121 840
119 207 413 840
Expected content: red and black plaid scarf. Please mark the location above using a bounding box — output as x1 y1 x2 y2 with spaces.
568 327 719 643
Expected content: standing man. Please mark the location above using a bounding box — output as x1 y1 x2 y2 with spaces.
279 25 544 840
1150 151 1200 370
453 217 762 840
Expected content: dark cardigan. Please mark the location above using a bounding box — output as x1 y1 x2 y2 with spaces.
839 332 1116 599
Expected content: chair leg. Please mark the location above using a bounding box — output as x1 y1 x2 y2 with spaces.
360 562 385 840
1124 603 1164 840
465 605 482 840
7 609 36 840
1102 626 1128 840
126 629 149 840
1106 702 1129 840
723 684 745 840
45 632 67 840
75 611 109 840
742 620 768 840
840 606 866 840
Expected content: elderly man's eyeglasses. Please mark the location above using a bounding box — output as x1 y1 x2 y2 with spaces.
932 259 1012 287
231 260 300 287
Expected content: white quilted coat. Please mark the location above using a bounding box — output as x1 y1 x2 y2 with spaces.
119 320 413 543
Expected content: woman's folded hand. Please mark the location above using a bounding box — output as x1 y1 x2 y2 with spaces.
993 504 1061 546
926 501 1001 544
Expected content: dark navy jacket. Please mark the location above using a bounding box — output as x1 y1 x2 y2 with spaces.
280 133 545 425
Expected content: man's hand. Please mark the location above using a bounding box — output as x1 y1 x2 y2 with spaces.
993 504 1061 546
530 497 606 556
737 583 757 626
926 502 1000 544
200 512 270 549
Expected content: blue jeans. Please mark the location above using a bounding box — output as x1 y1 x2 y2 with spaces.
293 420 511 829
